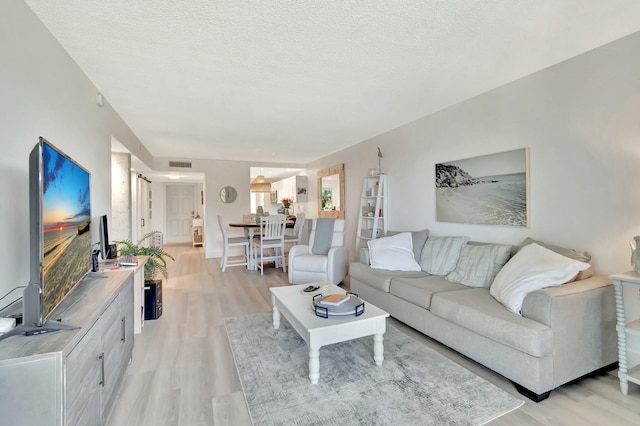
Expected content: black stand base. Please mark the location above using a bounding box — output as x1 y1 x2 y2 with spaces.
0 320 78 342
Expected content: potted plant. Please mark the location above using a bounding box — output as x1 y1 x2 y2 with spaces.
115 231 175 282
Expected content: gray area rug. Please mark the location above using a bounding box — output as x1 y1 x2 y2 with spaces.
225 312 523 426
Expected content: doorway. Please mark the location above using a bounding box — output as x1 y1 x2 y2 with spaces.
166 184 197 244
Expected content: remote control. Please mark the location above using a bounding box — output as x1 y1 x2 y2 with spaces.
304 285 319 292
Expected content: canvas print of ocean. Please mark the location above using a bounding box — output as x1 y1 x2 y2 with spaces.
435 148 529 227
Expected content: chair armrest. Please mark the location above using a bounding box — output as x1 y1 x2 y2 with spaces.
289 244 309 260
327 246 349 285
288 244 310 284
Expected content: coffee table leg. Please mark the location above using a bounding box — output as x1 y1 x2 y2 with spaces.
272 296 280 330
309 346 320 384
373 333 384 366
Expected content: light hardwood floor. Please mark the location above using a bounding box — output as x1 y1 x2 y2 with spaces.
107 244 640 426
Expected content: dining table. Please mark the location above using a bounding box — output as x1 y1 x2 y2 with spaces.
229 220 294 271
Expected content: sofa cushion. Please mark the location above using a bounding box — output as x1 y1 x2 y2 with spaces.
446 243 512 288
368 232 421 271
431 288 553 357
490 243 590 315
521 237 594 281
348 262 429 293
390 275 467 310
419 236 469 276
387 229 430 262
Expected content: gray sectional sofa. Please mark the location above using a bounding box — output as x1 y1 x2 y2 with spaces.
349 231 618 401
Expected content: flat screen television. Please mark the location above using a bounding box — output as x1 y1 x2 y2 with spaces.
0 138 91 341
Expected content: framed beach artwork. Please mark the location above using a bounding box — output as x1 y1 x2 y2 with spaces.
435 148 530 227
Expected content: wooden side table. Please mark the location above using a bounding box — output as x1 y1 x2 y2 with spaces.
611 271 640 394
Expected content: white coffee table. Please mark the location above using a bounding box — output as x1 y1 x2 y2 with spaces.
269 283 389 384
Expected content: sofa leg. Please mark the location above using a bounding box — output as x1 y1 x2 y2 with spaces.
512 383 551 402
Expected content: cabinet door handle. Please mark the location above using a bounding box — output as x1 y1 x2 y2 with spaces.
121 317 126 342
141 218 145 227
99 352 105 387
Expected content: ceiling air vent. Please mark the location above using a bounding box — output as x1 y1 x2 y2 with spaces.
169 161 192 168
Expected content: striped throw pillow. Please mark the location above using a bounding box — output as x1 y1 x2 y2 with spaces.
419 236 469 276
446 244 512 287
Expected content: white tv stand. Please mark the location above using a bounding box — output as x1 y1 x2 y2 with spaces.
99 256 148 334
0 269 136 425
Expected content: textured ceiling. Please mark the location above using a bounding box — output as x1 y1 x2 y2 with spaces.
25 0 640 164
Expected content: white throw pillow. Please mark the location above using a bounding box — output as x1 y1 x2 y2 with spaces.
490 243 590 315
446 243 512 288
368 232 421 271
419 236 469 276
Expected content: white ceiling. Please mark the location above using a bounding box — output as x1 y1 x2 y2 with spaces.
26 0 640 165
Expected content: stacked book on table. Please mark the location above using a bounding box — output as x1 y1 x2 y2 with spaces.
319 294 350 306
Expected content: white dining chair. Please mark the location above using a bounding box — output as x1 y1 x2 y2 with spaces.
254 214 286 275
284 213 306 247
217 215 250 272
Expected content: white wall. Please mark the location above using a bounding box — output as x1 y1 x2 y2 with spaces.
111 152 131 243
309 30 640 276
0 2 144 306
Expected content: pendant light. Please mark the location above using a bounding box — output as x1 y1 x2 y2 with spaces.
250 175 272 192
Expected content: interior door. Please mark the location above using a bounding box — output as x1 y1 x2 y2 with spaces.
166 185 195 243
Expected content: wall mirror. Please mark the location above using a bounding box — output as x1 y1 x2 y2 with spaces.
220 186 237 203
317 163 345 219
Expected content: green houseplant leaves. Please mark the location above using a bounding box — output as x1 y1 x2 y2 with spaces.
115 231 175 281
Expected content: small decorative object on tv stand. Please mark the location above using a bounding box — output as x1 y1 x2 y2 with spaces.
119 254 138 266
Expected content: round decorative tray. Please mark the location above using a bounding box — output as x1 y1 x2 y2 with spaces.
312 292 365 318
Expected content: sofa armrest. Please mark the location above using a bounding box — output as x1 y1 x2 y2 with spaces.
521 274 613 326
520 274 617 385
359 248 370 265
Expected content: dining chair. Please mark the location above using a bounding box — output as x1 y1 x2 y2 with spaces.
217 215 250 272
243 214 257 223
254 214 286 275
284 213 306 247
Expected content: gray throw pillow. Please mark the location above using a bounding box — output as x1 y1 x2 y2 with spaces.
520 237 594 281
